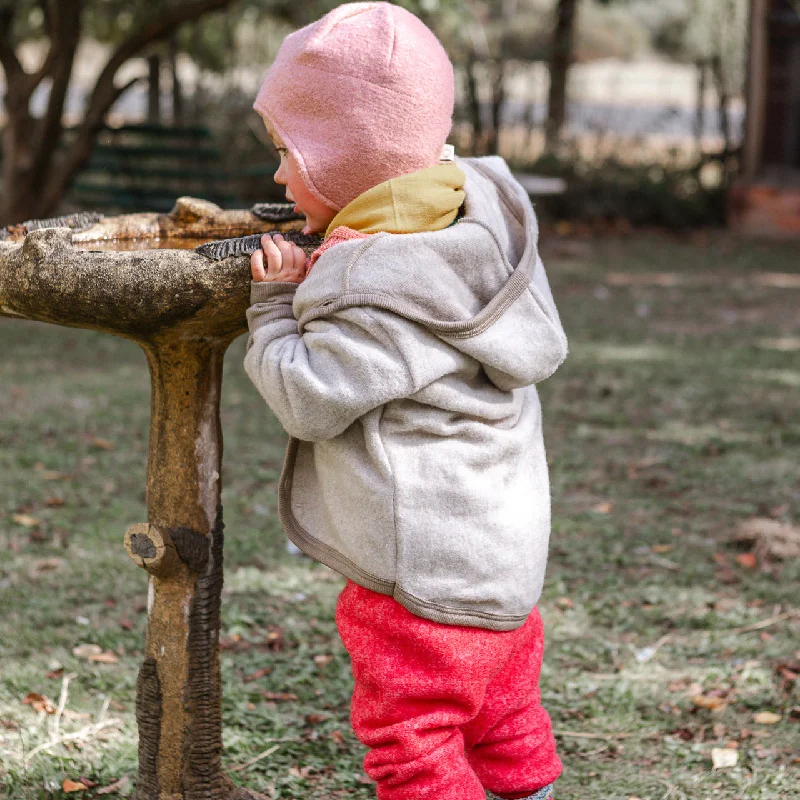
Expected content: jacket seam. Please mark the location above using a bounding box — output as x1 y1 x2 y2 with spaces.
299 277 530 340
343 233 387 293
300 177 537 339
374 404 399 597
467 217 516 276
360 309 404 582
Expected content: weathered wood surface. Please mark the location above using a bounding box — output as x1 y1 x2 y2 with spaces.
0 197 316 340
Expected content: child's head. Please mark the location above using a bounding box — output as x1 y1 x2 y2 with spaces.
253 2 455 233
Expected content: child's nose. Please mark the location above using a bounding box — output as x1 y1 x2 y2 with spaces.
274 160 288 185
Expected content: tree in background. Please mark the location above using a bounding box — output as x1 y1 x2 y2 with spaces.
546 0 577 148
627 0 748 160
433 0 646 158
0 0 457 225
0 0 250 226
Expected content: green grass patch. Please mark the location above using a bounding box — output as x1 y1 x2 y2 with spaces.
1 233 798 799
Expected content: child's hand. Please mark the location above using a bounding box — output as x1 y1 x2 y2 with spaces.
251 233 307 283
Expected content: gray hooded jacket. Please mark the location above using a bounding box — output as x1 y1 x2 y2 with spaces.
244 155 568 631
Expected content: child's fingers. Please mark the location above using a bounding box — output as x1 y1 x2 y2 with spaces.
253 233 304 283
291 243 307 274
261 234 283 276
250 248 266 281
272 233 293 264
273 234 304 280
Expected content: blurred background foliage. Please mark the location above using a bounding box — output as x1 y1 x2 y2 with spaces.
0 0 749 227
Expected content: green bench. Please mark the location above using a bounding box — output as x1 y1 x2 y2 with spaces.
63 122 274 213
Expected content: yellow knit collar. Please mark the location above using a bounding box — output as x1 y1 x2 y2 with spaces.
324 162 466 241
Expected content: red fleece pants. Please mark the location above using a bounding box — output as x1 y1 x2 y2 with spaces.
335 580 562 800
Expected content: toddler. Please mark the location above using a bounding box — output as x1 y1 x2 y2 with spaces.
244 4 568 799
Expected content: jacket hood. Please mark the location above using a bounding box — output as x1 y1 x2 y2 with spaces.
293 154 568 391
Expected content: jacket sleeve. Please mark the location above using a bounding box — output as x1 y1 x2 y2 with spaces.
243 281 460 442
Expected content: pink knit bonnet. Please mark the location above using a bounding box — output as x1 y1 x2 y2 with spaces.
252 2 455 212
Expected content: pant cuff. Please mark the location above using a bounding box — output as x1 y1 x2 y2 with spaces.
486 784 555 800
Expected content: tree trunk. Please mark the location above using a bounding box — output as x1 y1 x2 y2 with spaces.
695 59 708 155
0 1 82 224
0 0 236 227
546 0 578 149
169 35 184 127
465 54 484 156
711 55 732 161
486 59 507 156
148 53 162 125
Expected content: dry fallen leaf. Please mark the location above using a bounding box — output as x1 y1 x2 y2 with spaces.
711 748 738 769
21 692 56 714
692 695 728 711
556 597 575 609
62 709 93 721
12 513 41 527
753 711 781 725
313 654 333 667
96 776 130 795
330 729 345 745
72 644 103 658
288 764 313 779
89 651 119 664
591 502 613 514
43 470 67 480
243 667 272 683
735 518 800 560
88 437 116 450
62 779 87 793
260 691 298 701
32 557 65 573
44 496 65 507
735 552 758 569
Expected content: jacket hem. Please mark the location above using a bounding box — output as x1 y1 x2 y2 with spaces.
393 585 528 631
277 437 395 595
278 436 531 631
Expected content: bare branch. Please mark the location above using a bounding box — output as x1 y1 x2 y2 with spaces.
30 1 83 193
37 0 238 218
109 74 146 108
90 0 237 115
0 6 24 81
28 0 66 91
40 0 56 40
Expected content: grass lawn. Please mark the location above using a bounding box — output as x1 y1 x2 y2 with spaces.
1 232 798 799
